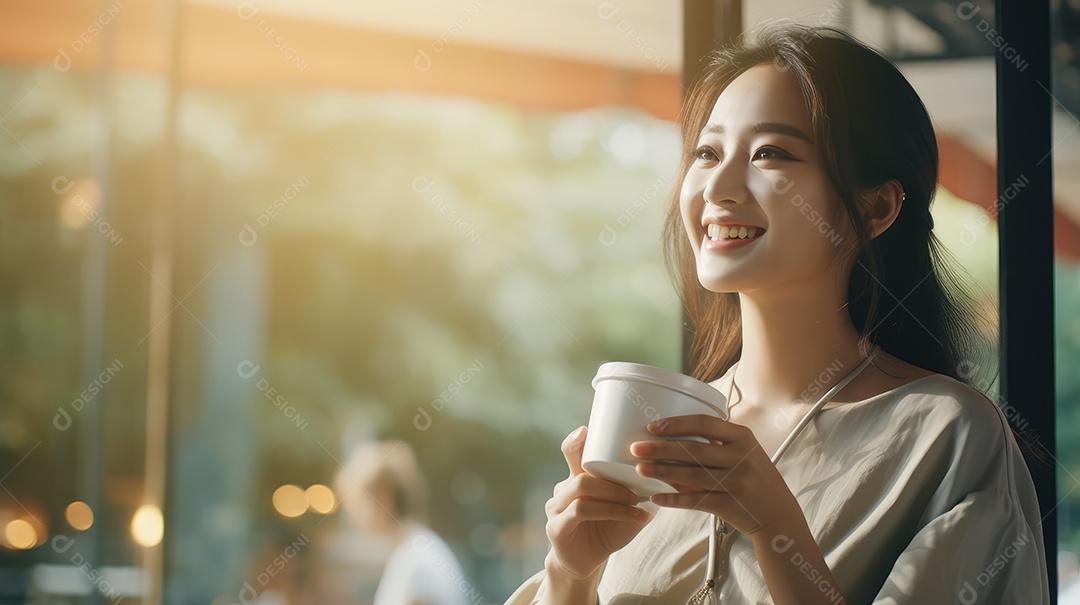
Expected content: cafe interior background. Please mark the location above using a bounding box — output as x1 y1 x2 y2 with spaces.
3 0 1080 602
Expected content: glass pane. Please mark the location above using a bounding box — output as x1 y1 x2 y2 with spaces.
164 88 684 603
1053 2 1080 602
1 2 683 603
0 64 162 604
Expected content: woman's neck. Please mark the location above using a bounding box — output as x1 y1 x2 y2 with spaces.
734 285 868 407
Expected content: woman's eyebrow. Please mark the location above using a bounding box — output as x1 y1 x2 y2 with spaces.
699 122 813 144
753 121 814 143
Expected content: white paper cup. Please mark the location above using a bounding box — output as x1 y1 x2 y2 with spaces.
581 362 728 499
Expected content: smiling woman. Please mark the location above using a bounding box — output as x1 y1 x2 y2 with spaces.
505 22 1050 605
668 31 964 390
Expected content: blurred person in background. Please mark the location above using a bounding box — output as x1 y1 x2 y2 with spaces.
335 440 471 605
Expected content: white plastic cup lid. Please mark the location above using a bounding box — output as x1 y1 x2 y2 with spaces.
592 361 726 417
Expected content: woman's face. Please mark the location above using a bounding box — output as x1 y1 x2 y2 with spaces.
680 63 853 295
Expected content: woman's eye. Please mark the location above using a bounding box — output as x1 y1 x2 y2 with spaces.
693 146 718 162
752 146 792 161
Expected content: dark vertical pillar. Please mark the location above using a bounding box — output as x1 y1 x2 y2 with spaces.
682 0 741 86
996 0 1057 598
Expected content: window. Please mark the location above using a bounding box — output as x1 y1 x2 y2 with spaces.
0 2 682 603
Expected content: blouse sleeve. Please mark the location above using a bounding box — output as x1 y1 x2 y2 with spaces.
870 487 1049 604
869 387 1050 605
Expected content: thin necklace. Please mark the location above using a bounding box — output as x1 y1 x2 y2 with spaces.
725 363 739 411
686 344 882 605
723 348 876 413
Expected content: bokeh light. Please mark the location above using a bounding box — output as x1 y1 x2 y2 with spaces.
57 179 101 230
131 505 164 547
272 484 308 518
305 484 335 514
4 519 37 550
65 501 94 531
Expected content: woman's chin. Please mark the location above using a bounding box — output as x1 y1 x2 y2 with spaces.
696 272 743 294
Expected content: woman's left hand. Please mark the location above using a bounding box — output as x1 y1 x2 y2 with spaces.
630 414 802 537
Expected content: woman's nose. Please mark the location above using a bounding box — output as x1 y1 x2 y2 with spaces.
702 158 749 206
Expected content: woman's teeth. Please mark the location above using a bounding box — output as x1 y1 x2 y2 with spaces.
707 224 761 241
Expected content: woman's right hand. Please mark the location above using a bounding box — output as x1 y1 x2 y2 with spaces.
543 425 652 583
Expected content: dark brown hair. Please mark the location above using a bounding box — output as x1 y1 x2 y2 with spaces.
662 23 994 390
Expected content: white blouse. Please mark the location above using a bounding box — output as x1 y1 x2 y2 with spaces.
504 370 1051 604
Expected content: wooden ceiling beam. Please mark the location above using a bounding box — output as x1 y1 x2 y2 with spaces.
0 0 682 120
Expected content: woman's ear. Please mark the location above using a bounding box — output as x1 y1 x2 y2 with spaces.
864 179 905 239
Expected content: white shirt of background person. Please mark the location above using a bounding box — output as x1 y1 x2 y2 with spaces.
372 525 474 605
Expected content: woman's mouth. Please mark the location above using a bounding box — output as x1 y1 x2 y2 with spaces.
707 224 762 240
703 224 766 251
